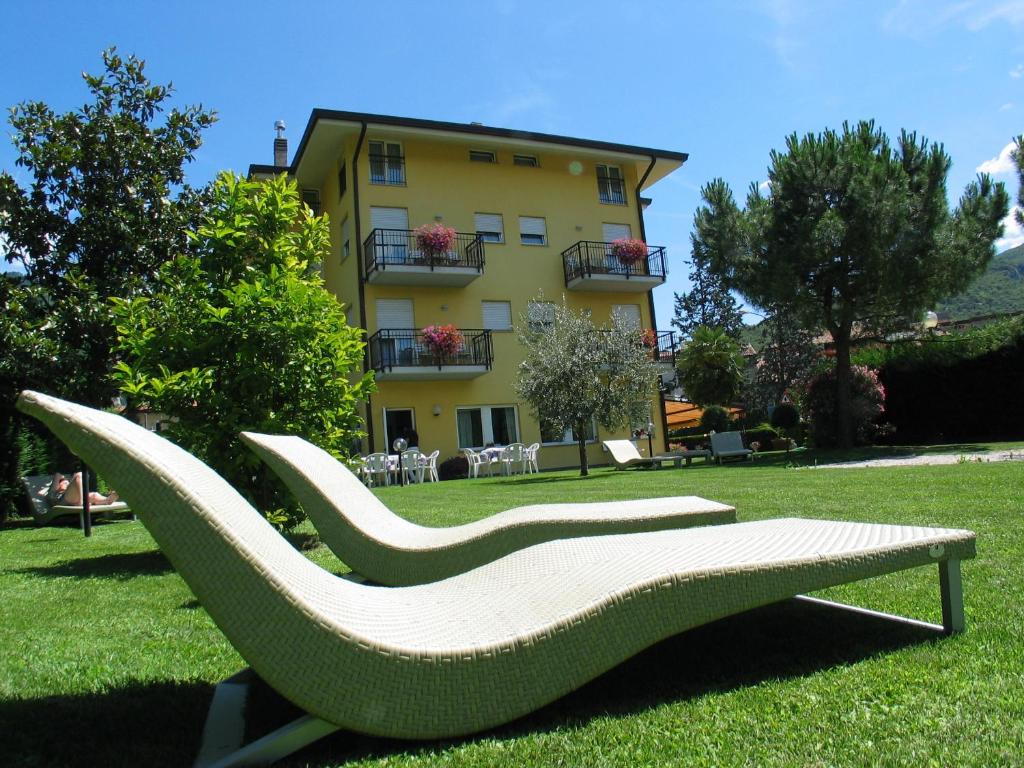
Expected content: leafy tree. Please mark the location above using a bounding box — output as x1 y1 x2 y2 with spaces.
699 405 732 434
671 208 744 340
698 120 1009 446
112 174 373 527
676 325 745 407
0 48 215 408
515 301 658 476
749 306 819 412
804 365 885 448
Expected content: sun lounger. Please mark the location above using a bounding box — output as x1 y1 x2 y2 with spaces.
711 431 754 463
240 432 737 585
17 390 975 767
21 474 130 527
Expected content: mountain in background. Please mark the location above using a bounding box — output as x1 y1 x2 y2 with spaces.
937 244 1024 320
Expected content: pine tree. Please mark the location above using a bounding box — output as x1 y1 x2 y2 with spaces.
671 211 744 340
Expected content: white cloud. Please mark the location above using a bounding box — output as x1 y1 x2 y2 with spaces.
1000 102 1015 111
758 179 772 192
882 0 1024 35
1011 63 1024 78
995 207 1024 251
977 141 1019 174
754 0 805 70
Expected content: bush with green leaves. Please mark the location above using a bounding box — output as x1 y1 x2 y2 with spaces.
676 325 745 407
700 405 733 434
805 365 885 448
770 402 800 432
438 455 468 481
113 173 373 528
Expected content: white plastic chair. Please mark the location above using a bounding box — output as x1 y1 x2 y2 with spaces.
401 448 424 484
364 453 391 487
423 450 440 482
500 443 527 476
525 442 540 474
461 448 484 478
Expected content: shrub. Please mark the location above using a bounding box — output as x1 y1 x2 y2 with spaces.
744 423 779 449
700 405 732 434
770 402 800 432
805 365 885 447
438 455 468 481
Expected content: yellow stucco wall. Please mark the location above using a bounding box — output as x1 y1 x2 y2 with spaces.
312 131 669 470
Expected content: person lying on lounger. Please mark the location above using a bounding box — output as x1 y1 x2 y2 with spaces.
46 472 119 506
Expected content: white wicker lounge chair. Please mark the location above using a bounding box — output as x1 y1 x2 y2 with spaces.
602 439 690 470
18 390 975 767
241 432 737 586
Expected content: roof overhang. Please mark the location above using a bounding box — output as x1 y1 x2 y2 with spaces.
289 109 687 190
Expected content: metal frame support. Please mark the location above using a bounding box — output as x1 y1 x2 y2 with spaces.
194 670 339 768
794 558 966 637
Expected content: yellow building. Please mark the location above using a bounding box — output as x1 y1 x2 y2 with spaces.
249 111 687 470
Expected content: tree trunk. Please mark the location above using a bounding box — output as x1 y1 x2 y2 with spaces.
576 421 589 476
834 327 854 449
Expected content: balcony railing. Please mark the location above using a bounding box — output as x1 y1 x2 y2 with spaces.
368 153 405 185
368 328 493 374
363 229 485 281
595 329 678 365
562 241 668 286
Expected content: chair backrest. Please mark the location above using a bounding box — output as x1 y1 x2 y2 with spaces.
602 440 644 465
526 442 540 453
426 449 440 465
502 443 525 461
21 475 56 517
461 448 482 466
365 452 390 472
711 431 746 454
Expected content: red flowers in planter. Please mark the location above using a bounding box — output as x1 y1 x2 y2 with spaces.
414 223 457 257
610 238 648 266
422 324 463 357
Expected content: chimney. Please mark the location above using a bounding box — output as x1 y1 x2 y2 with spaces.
273 120 287 167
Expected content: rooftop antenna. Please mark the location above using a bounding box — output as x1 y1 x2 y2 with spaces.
274 120 286 138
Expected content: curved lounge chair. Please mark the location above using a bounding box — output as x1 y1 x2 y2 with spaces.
240 432 737 586
17 391 975 766
21 474 130 527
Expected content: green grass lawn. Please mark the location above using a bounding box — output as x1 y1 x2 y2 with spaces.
2 458 1023 767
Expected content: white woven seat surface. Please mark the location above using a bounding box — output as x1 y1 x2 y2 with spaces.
17 391 976 740
241 432 737 585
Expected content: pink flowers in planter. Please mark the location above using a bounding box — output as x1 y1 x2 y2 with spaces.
422 324 463 357
414 223 457 257
610 238 649 266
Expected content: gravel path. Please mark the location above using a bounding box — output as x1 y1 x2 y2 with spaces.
808 450 1024 469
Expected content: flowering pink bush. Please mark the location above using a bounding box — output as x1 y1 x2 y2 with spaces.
805 365 885 447
640 328 658 348
611 238 648 266
414 223 457 257
422 324 463 357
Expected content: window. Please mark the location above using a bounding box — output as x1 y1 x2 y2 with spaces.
369 140 405 185
527 301 555 332
541 418 597 445
519 216 547 246
301 188 321 216
337 161 347 199
596 164 626 204
383 408 417 451
474 212 504 243
482 301 512 331
456 406 519 449
611 304 641 329
469 149 496 163
513 154 539 167
340 218 351 262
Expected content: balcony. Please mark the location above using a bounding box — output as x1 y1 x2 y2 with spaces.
596 329 678 368
368 328 493 381
363 229 485 286
562 241 668 292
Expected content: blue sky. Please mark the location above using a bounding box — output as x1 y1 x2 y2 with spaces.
1 0 1021 325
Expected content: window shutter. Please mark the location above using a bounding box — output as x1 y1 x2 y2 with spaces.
612 304 642 329
602 223 632 242
519 216 546 237
474 212 503 236
370 207 409 231
376 298 414 329
482 301 512 330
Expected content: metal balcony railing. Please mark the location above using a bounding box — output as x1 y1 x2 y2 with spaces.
363 229 485 279
561 241 668 284
368 328 493 372
595 329 678 364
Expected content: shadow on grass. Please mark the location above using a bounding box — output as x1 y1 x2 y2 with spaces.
244 597 945 767
0 679 213 768
14 550 172 580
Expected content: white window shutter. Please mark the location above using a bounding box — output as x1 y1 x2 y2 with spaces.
602 223 632 242
482 301 512 330
519 216 546 236
612 304 642 329
474 212 503 236
370 207 409 231
376 298 414 329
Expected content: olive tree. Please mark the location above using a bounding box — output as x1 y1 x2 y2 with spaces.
515 300 659 476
